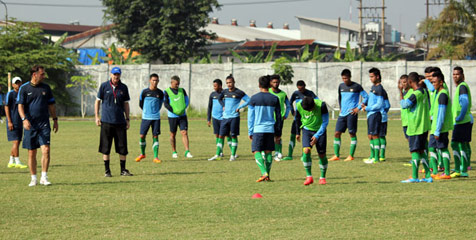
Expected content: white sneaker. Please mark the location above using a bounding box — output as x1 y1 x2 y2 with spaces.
28 179 37 187
274 156 281 162
277 153 283 159
234 154 239 159
219 152 224 157
40 177 52 186
208 155 221 161
363 159 375 164
172 152 178 158
229 155 236 161
186 152 193 158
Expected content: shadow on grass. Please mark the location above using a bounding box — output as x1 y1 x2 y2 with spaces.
54 180 153 186
0 171 26 175
142 171 208 176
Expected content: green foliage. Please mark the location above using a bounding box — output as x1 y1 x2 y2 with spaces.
0 20 78 107
101 43 145 65
87 52 102 65
66 75 97 118
102 0 220 64
271 57 294 85
230 42 277 63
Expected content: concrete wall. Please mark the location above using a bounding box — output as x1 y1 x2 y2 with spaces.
70 60 476 117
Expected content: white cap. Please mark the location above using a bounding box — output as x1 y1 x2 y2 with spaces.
12 77 22 84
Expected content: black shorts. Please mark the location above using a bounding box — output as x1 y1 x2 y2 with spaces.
6 124 22 142
408 132 428 152
302 129 326 154
212 118 222 135
168 116 188 133
367 112 382 136
219 117 240 137
23 122 50 150
99 122 128 155
251 133 275 152
291 119 298 135
335 114 358 134
379 122 388 137
403 126 409 139
452 122 473 142
140 119 160 136
429 132 449 149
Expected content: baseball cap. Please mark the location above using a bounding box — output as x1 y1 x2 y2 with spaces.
111 67 122 74
12 77 22 84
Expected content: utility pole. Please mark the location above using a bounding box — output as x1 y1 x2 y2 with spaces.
381 0 385 54
425 0 448 59
358 0 386 55
338 17 341 51
0 0 7 28
358 0 363 54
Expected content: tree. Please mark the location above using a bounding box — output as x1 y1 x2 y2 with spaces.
272 57 294 85
0 20 78 107
66 75 97 118
102 0 220 64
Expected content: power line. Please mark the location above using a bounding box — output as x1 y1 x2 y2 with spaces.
223 0 311 6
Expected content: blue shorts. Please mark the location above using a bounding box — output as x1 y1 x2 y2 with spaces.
23 122 51 150
6 124 23 141
168 116 188 133
251 133 275 152
335 114 358 134
140 119 160 136
402 126 409 139
367 112 382 135
302 129 326 154
452 122 473 142
220 117 240 137
408 132 428 152
212 118 222 135
429 133 449 149
379 122 387 137
291 120 298 135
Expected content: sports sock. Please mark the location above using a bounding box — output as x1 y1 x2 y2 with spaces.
227 136 232 150
265 152 273 175
41 171 47 178
14 157 21 164
460 142 468 173
441 148 450 175
429 147 438 175
379 137 386 159
139 138 146 155
372 139 380 162
231 138 238 156
286 134 296 157
319 155 328 178
333 137 341 157
350 136 357 157
369 140 374 160
302 150 312 177
421 153 431 178
411 152 420 179
277 139 282 155
254 152 267 176
104 160 110 172
451 141 461 173
465 142 471 167
215 137 219 145
31 175 37 181
120 160 126 171
216 138 224 156
9 156 14 164
152 137 159 158
437 147 443 169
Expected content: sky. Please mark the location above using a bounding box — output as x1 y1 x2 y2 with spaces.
1 0 445 39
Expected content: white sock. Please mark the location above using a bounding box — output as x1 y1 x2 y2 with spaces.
31 175 37 181
41 172 47 178
9 156 14 164
14 157 20 164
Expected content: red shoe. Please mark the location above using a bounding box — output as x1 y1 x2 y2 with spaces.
319 178 327 185
303 176 314 185
256 175 268 182
329 155 340 161
153 158 161 163
135 154 146 162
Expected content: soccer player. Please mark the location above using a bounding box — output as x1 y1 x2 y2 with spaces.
295 96 329 185
248 75 282 182
329 69 368 162
398 74 411 140
378 86 391 161
400 72 432 183
283 80 318 161
428 72 453 180
18 65 59 186
5 77 27 169
208 79 227 161
164 75 193 158
217 74 250 161
95 67 133 177
269 75 291 161
362 68 384 164
450 66 473 178
135 73 164 163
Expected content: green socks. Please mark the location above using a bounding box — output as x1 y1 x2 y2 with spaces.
460 142 469 173
287 134 296 157
372 139 380 162
369 141 375 160
350 136 357 157
227 136 232 150
139 138 146 155
152 137 159 158
420 153 431 178
411 152 420 179
302 151 312 177
255 152 267 176
379 137 386 159
441 148 450 175
333 137 341 157
429 147 438 175
216 138 224 156
451 141 461 173
319 156 328 178
231 138 238 156
265 152 273 176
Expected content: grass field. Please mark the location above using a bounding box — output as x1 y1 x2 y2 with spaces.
0 118 475 239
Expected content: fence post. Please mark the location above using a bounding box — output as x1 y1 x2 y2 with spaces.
449 59 452 96
315 61 319 95
188 62 192 104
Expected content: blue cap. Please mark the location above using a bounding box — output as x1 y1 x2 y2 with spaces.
111 67 121 74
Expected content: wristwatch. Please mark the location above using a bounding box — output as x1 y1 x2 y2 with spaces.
21 117 26 121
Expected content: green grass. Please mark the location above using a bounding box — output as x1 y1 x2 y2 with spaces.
0 119 475 239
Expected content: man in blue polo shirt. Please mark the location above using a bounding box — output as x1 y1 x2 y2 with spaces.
5 77 27 169
18 65 59 187
95 67 132 177
207 79 227 161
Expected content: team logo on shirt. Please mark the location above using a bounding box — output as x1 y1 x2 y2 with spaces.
232 95 236 98
42 91 46 95
350 89 354 92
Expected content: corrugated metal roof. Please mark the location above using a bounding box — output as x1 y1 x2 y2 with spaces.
204 24 298 42
37 22 98 32
296 16 360 32
241 39 314 47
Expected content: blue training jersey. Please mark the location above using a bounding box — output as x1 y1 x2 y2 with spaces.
5 90 22 127
207 90 224 121
139 88 164 120
220 88 250 119
364 84 384 117
381 87 391 122
17 81 55 125
338 82 368 117
247 92 282 136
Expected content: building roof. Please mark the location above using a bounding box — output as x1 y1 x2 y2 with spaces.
204 23 300 42
63 25 114 45
36 22 98 33
296 16 360 32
